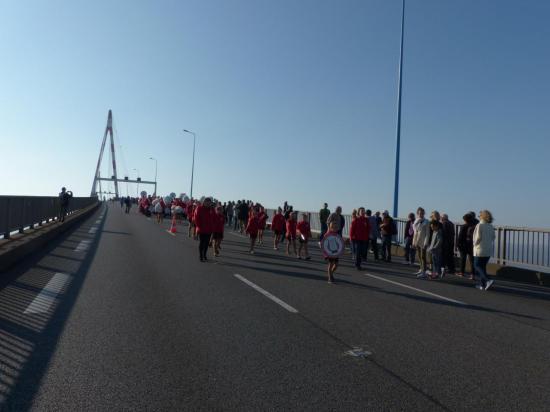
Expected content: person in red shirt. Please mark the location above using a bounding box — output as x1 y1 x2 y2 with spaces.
194 198 214 262
257 206 268 245
271 208 285 250
212 205 225 257
246 210 260 254
187 201 197 239
350 207 371 270
297 213 312 260
286 211 298 257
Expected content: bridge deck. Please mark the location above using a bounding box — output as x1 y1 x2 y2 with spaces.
1 203 549 410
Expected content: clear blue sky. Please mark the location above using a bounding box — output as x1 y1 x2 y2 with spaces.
1 0 549 227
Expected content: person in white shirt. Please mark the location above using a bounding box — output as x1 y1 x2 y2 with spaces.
473 210 496 290
412 207 430 278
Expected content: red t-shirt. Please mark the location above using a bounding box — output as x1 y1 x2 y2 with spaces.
258 212 268 229
297 221 311 239
213 213 225 233
350 216 370 241
246 216 260 237
286 220 297 237
271 213 285 232
194 205 214 234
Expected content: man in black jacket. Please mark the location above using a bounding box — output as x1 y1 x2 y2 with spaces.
441 213 456 275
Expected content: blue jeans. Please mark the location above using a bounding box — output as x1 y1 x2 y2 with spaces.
474 256 490 287
404 237 416 263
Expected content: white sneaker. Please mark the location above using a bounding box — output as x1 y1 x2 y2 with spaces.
416 271 426 278
415 270 423 275
484 280 494 291
475 284 484 290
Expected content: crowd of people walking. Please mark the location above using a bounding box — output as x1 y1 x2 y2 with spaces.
132 195 496 290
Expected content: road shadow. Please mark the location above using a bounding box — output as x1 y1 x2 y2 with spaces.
0 204 107 410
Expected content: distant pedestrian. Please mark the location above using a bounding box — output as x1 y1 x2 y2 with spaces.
350 209 358 261
246 210 260 254
238 199 249 234
380 210 396 263
441 213 456 275
366 209 379 260
427 220 443 279
58 187 73 222
319 203 330 242
212 205 225 257
324 221 341 284
413 207 430 278
327 206 345 237
194 198 214 262
350 207 370 270
271 208 285 250
257 207 268 245
403 213 416 265
297 213 312 260
124 196 131 214
473 210 496 290
286 211 298 257
457 213 476 279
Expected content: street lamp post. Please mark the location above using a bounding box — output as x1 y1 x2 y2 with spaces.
183 129 196 198
149 157 158 196
393 0 405 219
133 168 140 198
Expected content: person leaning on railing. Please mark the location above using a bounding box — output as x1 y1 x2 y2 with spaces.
58 187 73 223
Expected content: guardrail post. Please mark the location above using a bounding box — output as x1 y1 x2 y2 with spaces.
496 228 501 264
502 228 507 266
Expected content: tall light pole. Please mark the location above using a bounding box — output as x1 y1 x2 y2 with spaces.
149 157 157 196
393 0 405 218
133 168 140 198
183 129 196 198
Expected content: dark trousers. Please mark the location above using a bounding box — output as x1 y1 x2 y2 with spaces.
460 250 474 274
58 205 68 222
381 235 392 261
442 245 455 273
353 240 367 268
320 222 328 240
199 233 211 259
404 237 416 263
369 238 379 259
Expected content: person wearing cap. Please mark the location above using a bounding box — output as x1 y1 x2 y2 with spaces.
194 197 215 262
380 210 396 263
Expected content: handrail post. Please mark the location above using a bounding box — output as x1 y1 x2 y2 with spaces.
502 228 507 266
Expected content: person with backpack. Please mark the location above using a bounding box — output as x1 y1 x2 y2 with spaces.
58 187 73 222
380 210 396 263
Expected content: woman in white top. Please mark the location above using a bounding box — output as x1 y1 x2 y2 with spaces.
473 210 496 290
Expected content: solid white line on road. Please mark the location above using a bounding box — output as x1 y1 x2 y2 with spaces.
23 273 71 314
74 240 92 252
234 274 299 313
366 274 467 306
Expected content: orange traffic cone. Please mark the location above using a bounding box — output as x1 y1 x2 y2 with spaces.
168 215 177 234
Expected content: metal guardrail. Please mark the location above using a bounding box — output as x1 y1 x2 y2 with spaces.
265 208 550 271
0 196 98 240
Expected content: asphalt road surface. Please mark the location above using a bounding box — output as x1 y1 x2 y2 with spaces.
0 203 549 411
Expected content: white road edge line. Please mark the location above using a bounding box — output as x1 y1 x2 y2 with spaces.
234 274 298 313
366 273 467 306
23 273 71 314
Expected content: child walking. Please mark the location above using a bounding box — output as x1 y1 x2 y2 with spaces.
246 210 260 254
323 221 341 284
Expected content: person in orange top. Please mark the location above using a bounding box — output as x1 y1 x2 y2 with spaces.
246 210 260 254
257 206 268 245
186 201 196 239
271 208 285 250
286 211 298 257
297 213 312 260
212 205 225 257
